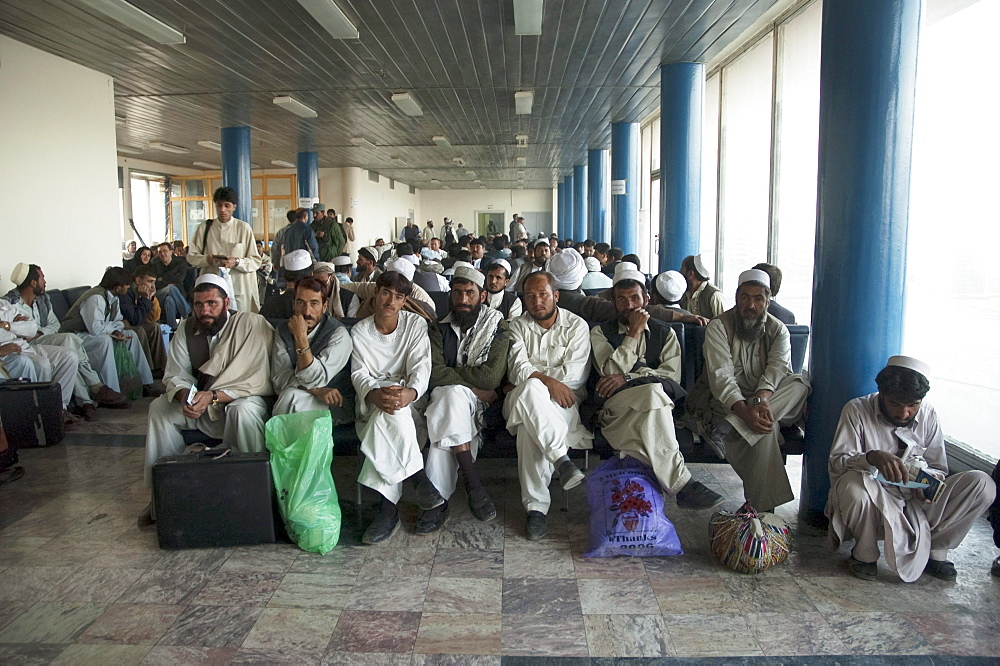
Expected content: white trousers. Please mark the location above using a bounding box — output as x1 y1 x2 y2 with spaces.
504 378 590 514
356 405 423 504
0 345 77 408
77 331 153 393
143 394 269 486
272 388 353 425
424 385 483 500
34 333 101 406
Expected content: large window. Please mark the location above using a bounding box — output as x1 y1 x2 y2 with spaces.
129 172 168 248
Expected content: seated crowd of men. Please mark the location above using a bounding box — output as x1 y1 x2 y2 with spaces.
6 186 994 582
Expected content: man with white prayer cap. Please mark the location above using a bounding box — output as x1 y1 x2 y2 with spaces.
331 255 354 286
581 256 613 290
827 355 995 582
420 266 510 533
511 239 551 292
354 247 382 283
505 271 593 540
483 259 522 320
342 258 437 321
140 273 274 525
260 250 314 319
687 268 811 512
679 254 725 319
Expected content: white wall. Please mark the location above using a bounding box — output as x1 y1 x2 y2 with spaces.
0 36 121 291
335 168 419 250
419 189 554 236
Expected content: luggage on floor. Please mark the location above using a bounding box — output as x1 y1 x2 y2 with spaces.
152 449 277 549
709 501 791 574
0 380 64 448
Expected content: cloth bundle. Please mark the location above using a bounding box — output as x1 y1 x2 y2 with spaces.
709 502 791 574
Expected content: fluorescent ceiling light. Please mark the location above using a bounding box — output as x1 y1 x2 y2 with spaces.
480 185 486 189
452 157 466 167
296 0 359 39
474 179 481 183
117 144 143 155
432 136 451 148
514 90 533 115
430 179 440 184
516 156 527 166
271 160 296 168
443 185 450 190
465 170 477 177
197 140 222 151
391 92 422 116
273 95 317 118
515 133 528 147
193 161 220 169
391 156 407 166
251 163 261 169
513 0 543 35
148 141 188 154
351 137 376 149
78 0 185 44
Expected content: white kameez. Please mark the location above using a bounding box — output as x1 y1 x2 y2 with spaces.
0 305 77 407
350 312 431 503
188 217 264 313
826 393 996 582
424 385 483 499
504 308 592 514
271 322 353 417
75 291 153 392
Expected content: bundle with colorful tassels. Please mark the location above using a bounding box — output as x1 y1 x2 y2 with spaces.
708 501 791 574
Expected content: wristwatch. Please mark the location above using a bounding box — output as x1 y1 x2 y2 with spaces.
211 390 219 405
295 347 309 355
749 396 767 406
624 373 634 382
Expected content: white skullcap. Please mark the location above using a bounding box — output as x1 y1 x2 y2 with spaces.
453 266 485 288
283 249 313 272
886 355 931 379
452 261 475 271
654 271 687 304
385 257 415 281
194 274 231 298
546 248 587 291
332 255 352 267
613 262 639 279
584 256 602 272
612 261 644 286
312 262 335 274
531 238 549 249
10 262 30 286
488 259 512 275
738 269 771 289
692 254 710 278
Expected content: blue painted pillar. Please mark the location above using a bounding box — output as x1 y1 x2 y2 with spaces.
610 122 639 254
573 165 587 242
557 181 568 239
221 126 252 223
587 149 609 243
801 0 921 527
564 172 575 242
297 151 319 202
659 62 704 273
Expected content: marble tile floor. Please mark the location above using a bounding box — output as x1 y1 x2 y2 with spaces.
1 424 998 664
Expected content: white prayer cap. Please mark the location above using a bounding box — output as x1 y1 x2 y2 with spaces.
738 269 771 289
10 262 30 286
692 254 710 277
584 256 602 272
452 261 475 271
385 257 415 281
194 274 231 298
312 261 335 274
886 355 931 379
488 259 512 276
453 266 485 288
332 255 352 267
612 261 644 286
403 254 420 265
283 249 313 272
546 248 587 291
654 271 686 304
531 238 549 249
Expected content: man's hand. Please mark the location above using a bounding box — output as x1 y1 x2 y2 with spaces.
540 376 576 408
180 389 213 419
13 314 28 322
208 256 238 269
308 387 343 406
470 387 498 404
595 374 627 398
138 282 156 299
367 385 416 414
676 312 710 326
867 450 909 484
110 330 127 341
287 314 309 342
315 230 326 238
732 400 774 435
0 342 22 356
626 308 650 339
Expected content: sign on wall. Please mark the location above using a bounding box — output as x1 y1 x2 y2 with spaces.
611 180 627 195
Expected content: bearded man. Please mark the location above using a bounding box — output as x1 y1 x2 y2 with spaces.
688 269 810 512
511 239 551 292
484 259 522 319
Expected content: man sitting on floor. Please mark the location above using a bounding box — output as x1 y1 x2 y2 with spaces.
827 356 995 582
421 266 510 534
504 272 592 540
590 270 724 510
687 268 810 513
270 276 353 423
141 275 274 524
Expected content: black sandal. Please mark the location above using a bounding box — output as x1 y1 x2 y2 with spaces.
0 466 25 486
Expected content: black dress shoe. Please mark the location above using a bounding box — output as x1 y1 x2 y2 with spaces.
992 556 1000 577
416 502 449 535
362 507 400 545
415 476 446 511
468 487 497 522
675 479 724 510
556 458 584 490
526 510 547 541
924 558 957 581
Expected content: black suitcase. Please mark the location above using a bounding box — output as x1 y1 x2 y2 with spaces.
152 449 277 549
0 380 64 448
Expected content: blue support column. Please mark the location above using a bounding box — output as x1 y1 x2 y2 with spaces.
573 165 587 243
659 62 704 273
564 173 575 242
297 151 319 202
610 122 639 254
221 126 252 223
801 0 921 527
557 181 567 239
587 149 609 243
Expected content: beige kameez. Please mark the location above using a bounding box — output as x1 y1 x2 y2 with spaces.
188 217 264 313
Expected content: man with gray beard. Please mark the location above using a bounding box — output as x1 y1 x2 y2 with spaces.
688 269 810 512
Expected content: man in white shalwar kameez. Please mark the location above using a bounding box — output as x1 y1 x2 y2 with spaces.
505 271 593 540
688 269 810 512
421 266 509 534
188 186 264 313
271 276 353 422
351 270 440 545
140 275 274 525
826 356 995 582
590 272 723 510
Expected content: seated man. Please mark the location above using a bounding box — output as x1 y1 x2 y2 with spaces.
354 247 382 283
581 256 613 290
260 250 314 320
504 272 592 540
59 267 155 398
119 266 167 376
351 270 439 545
484 260 522 319
650 270 697 318
332 256 353 286
753 262 796 325
142 275 274 521
422 266 510 533
992 462 1000 577
680 254 725 319
4 262 124 418
688 269 810 512
420 238 445 262
344 259 436 321
152 242 191 330
511 239 550 292
591 272 723 510
271 276 353 423
827 356 995 582
312 262 361 319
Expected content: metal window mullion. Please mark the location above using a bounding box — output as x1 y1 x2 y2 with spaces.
715 67 726 285
767 25 782 264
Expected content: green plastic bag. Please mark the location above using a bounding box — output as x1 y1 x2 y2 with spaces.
113 338 141 400
265 410 341 554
